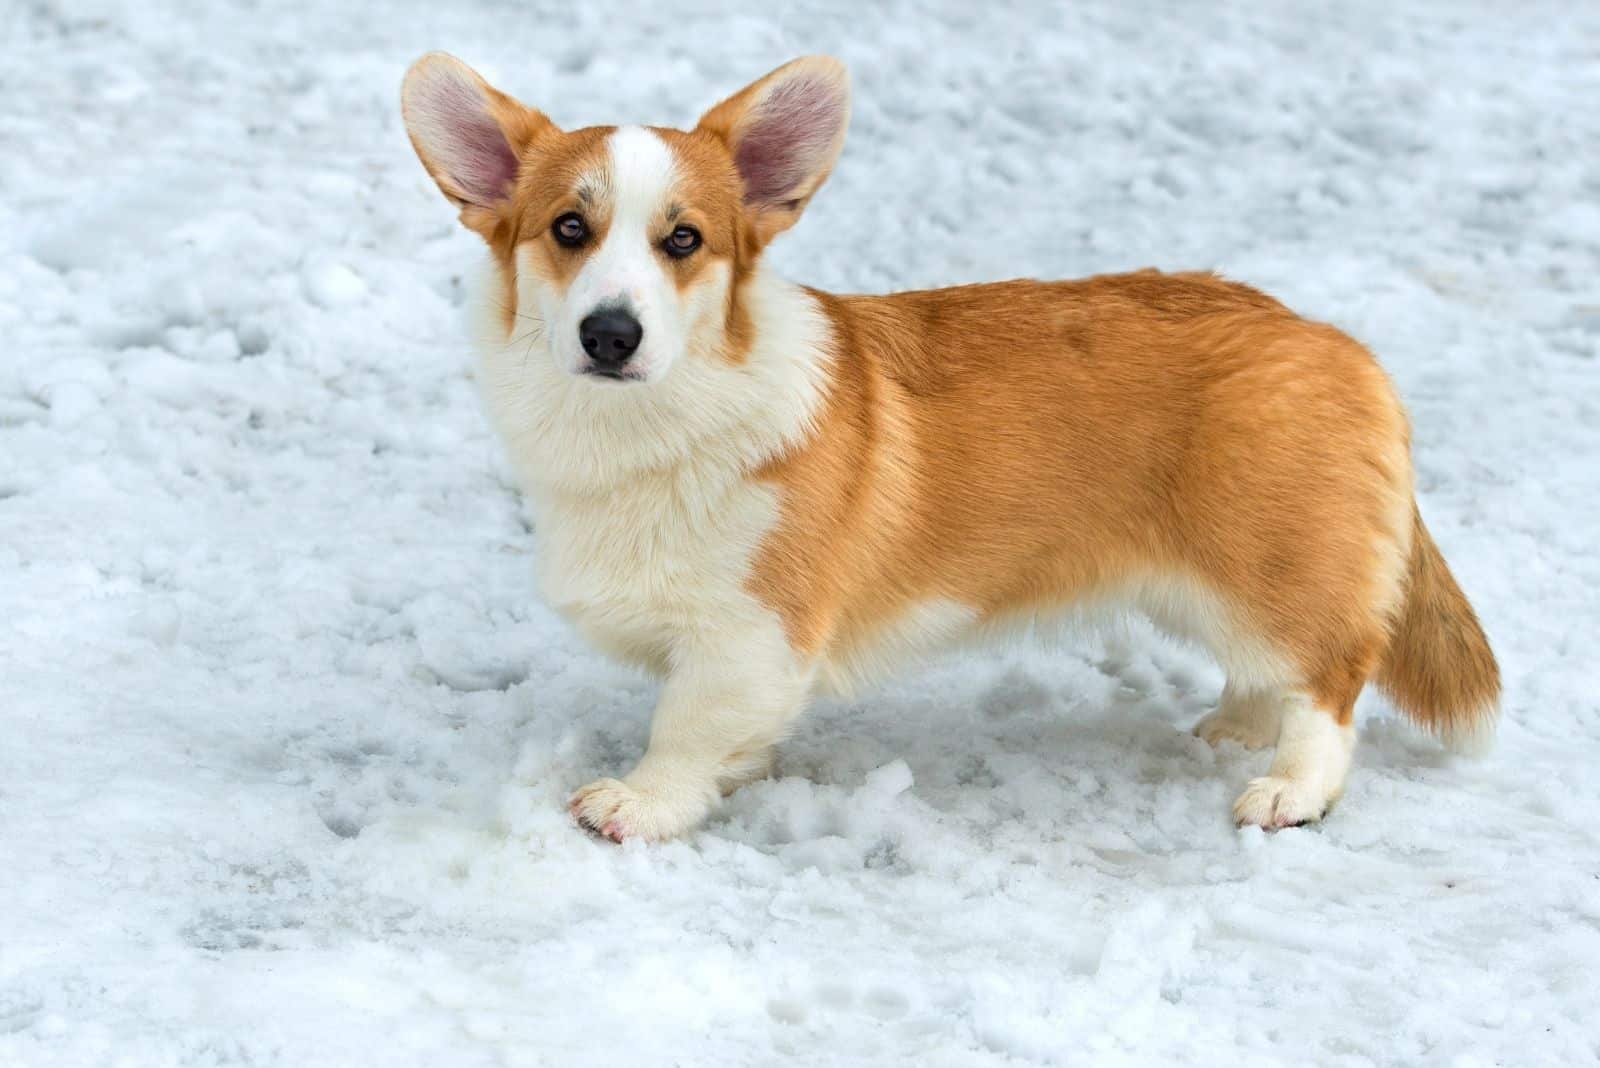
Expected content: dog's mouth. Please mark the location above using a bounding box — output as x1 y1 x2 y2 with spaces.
580 365 645 384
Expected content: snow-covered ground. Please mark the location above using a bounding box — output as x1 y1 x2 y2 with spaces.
4 1 1598 1063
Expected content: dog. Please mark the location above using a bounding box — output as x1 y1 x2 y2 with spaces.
399 53 1499 841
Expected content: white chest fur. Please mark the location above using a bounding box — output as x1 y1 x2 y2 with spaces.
528 459 785 674
469 266 834 676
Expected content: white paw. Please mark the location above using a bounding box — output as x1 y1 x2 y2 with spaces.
568 778 660 842
1232 775 1330 829
1193 709 1277 751
568 774 712 843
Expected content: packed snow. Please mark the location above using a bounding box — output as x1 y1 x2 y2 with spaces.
3 1 1598 1064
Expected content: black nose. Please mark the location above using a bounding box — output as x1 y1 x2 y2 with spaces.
579 309 643 366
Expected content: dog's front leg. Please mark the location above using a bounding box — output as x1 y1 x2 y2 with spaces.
569 632 812 842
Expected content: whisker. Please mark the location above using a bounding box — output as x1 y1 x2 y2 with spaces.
481 295 548 372
487 295 545 327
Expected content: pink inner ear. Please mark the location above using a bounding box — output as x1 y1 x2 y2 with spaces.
416 75 519 206
736 76 844 207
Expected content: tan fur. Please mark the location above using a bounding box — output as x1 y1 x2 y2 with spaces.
1376 507 1501 749
751 273 1432 725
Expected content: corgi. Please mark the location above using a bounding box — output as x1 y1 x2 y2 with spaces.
399 53 1499 841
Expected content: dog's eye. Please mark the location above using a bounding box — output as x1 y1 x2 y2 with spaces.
663 225 702 258
552 213 589 247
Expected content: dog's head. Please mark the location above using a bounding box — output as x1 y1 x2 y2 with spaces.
401 54 850 386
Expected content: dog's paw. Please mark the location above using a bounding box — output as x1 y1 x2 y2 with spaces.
1232 775 1329 829
1193 709 1278 751
568 776 709 843
568 778 652 842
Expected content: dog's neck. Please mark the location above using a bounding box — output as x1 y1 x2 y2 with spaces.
471 264 835 502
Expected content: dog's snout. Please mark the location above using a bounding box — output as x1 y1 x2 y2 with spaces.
579 309 643 366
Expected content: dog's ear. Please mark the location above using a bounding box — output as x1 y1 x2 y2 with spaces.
401 53 553 240
696 56 851 246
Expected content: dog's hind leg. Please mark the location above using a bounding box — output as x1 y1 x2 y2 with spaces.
1230 692 1355 828
1193 682 1285 751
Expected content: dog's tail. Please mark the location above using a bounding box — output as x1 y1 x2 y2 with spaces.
1375 507 1500 753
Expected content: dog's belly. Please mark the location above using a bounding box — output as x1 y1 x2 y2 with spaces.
815 597 981 696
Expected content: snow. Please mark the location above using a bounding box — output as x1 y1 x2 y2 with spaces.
3 1 1598 1064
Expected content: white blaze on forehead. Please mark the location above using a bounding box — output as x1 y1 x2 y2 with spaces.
607 125 677 238
571 125 677 310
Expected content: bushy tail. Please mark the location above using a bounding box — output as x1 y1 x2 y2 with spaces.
1376 508 1501 753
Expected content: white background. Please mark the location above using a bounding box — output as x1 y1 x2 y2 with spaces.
3 1 1597 1064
